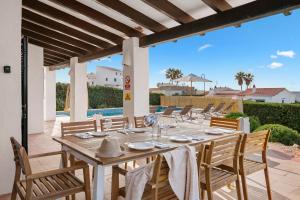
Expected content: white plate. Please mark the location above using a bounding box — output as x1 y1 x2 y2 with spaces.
169 135 193 142
129 128 147 133
89 131 108 137
205 129 223 135
127 142 155 150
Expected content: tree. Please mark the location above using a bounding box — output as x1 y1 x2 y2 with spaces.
235 71 245 91
244 73 254 89
165 68 183 84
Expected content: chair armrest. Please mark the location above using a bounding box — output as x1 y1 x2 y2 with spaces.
27 163 88 180
113 166 128 176
29 151 65 159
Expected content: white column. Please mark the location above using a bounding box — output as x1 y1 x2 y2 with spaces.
44 67 56 121
28 44 44 134
122 38 149 122
0 0 21 194
70 57 88 122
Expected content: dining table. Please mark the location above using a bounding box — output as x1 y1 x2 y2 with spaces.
53 121 239 200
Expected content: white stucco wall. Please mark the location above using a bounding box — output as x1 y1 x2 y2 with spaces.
44 68 56 121
28 44 44 134
244 90 296 103
0 0 22 194
95 67 123 88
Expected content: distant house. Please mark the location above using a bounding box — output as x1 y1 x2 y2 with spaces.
208 87 240 98
87 66 123 89
292 92 300 102
242 86 296 103
150 83 194 96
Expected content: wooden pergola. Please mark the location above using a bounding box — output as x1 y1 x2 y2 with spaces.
22 0 300 68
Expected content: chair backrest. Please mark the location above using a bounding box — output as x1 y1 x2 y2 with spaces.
210 117 240 130
10 137 32 176
150 106 158 114
61 120 97 137
180 105 193 115
100 117 129 132
150 155 171 191
204 135 242 170
202 103 214 113
134 116 146 128
241 130 271 156
212 102 225 113
223 102 235 113
162 107 174 116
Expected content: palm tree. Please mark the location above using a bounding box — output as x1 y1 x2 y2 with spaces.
165 68 183 84
244 73 254 89
235 72 245 91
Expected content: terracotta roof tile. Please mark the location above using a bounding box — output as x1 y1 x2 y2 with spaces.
242 88 286 97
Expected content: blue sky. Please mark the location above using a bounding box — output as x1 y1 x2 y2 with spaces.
56 10 300 91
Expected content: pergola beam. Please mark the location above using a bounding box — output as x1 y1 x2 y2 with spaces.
44 49 71 60
22 15 99 51
78 45 122 63
141 0 194 24
44 57 60 64
22 29 88 55
44 53 65 63
95 0 167 32
49 0 144 37
28 38 78 57
23 0 123 45
140 0 300 47
202 0 232 13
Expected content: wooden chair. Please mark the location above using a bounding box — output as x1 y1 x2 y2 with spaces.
176 105 193 121
197 135 242 200
150 106 158 114
161 106 175 117
239 130 272 200
194 103 214 119
134 116 146 128
222 102 235 114
100 117 129 132
61 120 97 137
111 155 177 200
211 102 226 114
210 117 240 130
10 137 91 200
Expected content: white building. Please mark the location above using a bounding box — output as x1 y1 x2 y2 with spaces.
150 83 194 96
243 87 296 103
88 66 123 89
292 92 300 102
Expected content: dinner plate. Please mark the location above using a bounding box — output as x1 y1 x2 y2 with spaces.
169 135 193 142
127 142 155 150
89 131 109 137
205 129 224 135
129 128 147 133
74 133 94 139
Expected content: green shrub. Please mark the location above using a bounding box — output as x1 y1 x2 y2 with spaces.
225 112 261 132
255 124 300 146
150 93 163 105
56 82 68 111
244 101 300 133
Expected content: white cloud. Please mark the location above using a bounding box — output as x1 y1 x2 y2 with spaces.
198 44 212 52
270 55 277 59
276 50 296 58
268 62 283 69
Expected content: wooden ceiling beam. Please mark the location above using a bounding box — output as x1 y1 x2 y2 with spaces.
142 0 194 24
44 57 60 64
22 29 88 55
95 0 167 32
44 49 71 60
78 45 122 63
22 14 99 51
140 0 300 47
28 38 78 57
23 0 123 44
202 0 232 13
44 53 65 62
49 0 144 37
49 61 70 70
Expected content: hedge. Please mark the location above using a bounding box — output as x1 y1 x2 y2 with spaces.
224 112 261 132
255 124 300 146
243 101 300 133
56 83 163 111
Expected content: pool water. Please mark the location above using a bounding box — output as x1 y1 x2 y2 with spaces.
56 106 179 117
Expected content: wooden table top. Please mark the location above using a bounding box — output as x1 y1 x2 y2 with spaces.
53 122 238 166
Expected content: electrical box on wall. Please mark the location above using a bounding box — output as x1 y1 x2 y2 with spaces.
3 65 11 73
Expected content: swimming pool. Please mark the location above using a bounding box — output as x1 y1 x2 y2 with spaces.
56 106 180 118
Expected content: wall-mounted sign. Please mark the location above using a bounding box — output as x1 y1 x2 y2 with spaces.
124 92 131 101
124 75 131 90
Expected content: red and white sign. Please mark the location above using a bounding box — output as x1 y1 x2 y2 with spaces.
124 75 131 90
